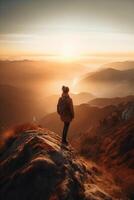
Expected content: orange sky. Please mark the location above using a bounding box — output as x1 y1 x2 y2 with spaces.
0 0 134 61
1 32 134 61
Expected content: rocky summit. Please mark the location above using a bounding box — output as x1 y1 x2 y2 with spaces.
0 124 126 200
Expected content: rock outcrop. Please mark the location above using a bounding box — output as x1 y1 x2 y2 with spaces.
0 124 125 200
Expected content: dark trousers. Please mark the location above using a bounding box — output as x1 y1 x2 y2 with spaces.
62 122 70 143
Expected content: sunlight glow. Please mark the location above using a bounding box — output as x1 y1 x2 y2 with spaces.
1 32 134 61
72 78 79 93
72 78 78 87
60 44 79 61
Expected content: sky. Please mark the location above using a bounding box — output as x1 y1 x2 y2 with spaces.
0 0 134 60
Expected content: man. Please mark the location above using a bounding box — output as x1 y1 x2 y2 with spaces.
57 86 74 145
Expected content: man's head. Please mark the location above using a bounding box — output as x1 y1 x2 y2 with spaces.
62 86 69 94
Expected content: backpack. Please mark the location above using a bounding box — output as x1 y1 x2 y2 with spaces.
59 97 69 115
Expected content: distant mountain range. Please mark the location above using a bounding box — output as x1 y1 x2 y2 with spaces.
0 84 46 128
102 61 134 70
89 95 134 107
77 68 134 97
40 103 119 140
0 60 134 97
0 60 84 95
1 60 134 127
44 92 95 113
0 84 94 128
41 96 134 139
83 68 134 82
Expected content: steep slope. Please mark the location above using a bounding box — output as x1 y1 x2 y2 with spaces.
98 120 134 199
0 124 125 200
79 119 134 200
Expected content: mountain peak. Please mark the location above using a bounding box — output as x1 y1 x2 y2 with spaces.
101 67 120 72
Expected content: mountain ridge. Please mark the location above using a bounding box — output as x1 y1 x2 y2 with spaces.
77 67 134 97
0 124 125 200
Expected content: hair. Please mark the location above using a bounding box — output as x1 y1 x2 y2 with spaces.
62 86 69 93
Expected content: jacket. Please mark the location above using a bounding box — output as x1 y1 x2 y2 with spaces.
57 94 74 123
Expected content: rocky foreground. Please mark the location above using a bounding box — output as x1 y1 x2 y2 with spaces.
0 124 127 200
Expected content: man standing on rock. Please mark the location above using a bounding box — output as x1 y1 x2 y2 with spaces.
57 86 74 145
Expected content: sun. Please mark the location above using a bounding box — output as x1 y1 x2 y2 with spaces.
60 44 79 61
